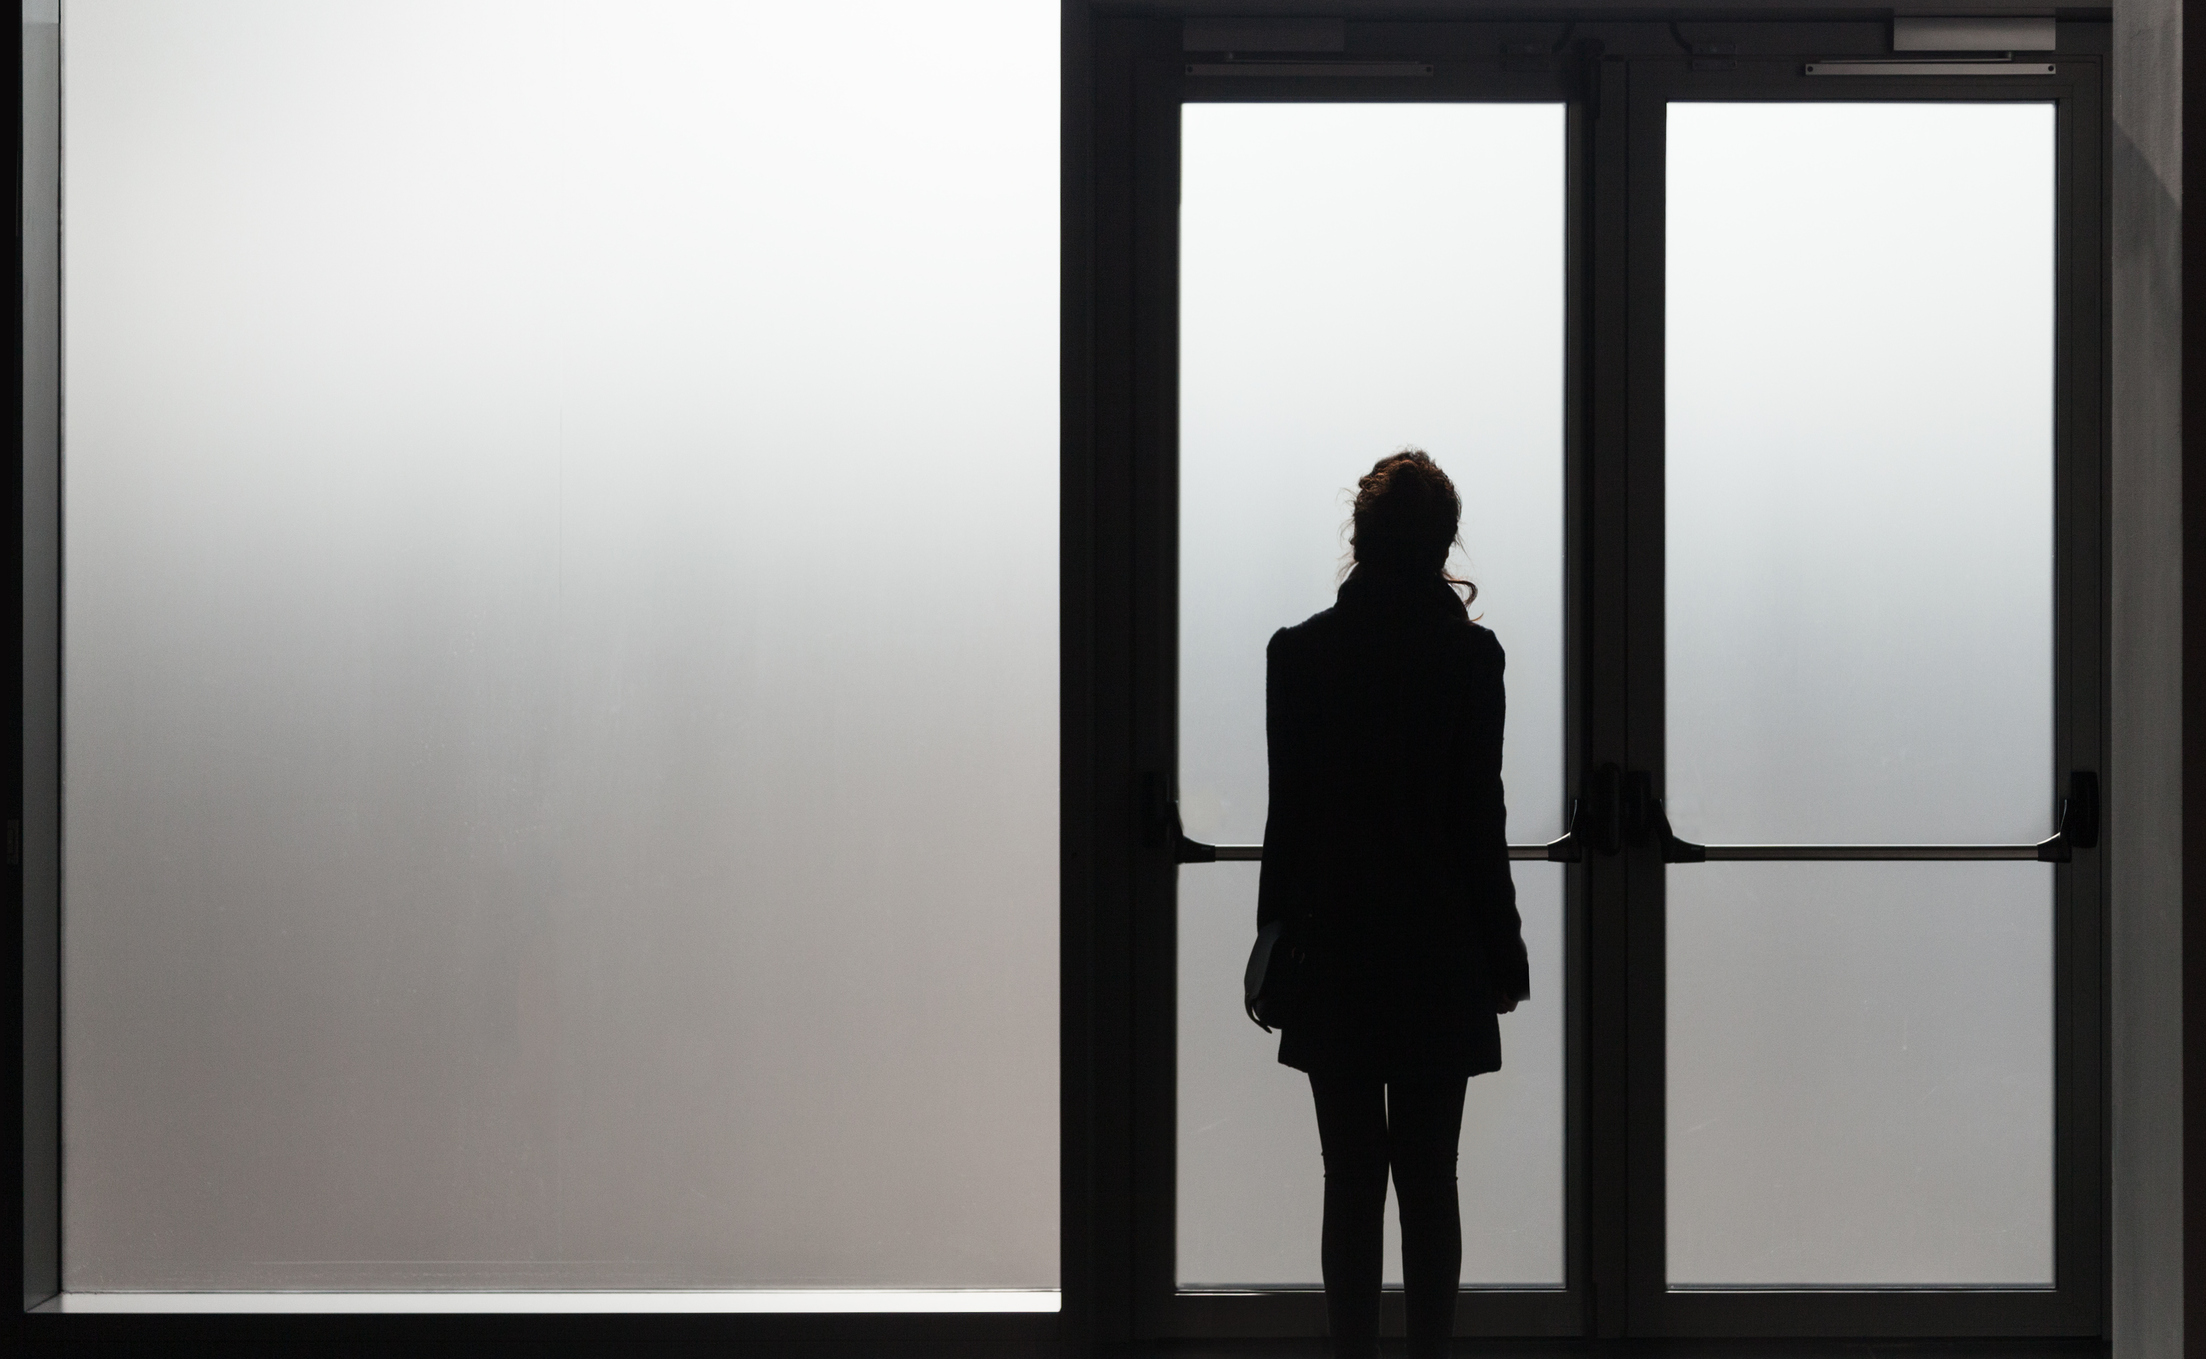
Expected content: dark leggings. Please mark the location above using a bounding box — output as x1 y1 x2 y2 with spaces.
1308 1071 1469 1359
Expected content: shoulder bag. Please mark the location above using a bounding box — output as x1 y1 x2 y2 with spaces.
1243 914 1311 1033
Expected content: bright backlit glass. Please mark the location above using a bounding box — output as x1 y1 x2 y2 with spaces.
1664 101 2055 1287
1175 102 1566 1288
62 0 1058 1294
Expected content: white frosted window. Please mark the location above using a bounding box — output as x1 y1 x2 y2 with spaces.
1175 103 1565 1289
1664 103 2055 1286
61 0 1057 1295
1666 102 2054 847
1667 865 2052 1286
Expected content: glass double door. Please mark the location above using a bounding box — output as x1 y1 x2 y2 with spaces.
1121 26 2103 1340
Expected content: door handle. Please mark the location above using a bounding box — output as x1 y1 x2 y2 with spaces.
1540 763 1624 861
1633 769 2098 863
1141 770 1176 848
1159 767 1579 865
2032 770 2099 863
1144 770 1223 863
1623 769 1705 863
1544 761 1623 860
1542 797 1586 862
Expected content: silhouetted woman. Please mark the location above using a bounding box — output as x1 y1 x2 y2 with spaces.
1259 450 1531 1359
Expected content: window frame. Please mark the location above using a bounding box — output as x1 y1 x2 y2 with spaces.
8 4 2114 1352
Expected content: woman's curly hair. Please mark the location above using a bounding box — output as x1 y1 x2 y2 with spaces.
1349 449 1478 611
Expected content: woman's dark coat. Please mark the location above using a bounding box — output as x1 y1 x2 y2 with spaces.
1258 569 1531 1078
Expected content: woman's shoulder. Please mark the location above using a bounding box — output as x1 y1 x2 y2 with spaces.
1420 615 1502 655
1436 619 1505 680
1464 619 1504 660
1268 605 1345 656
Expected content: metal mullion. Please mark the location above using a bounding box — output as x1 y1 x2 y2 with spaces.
1581 45 1634 1340
1075 13 1147 1348
1619 52 1674 1335
1558 64 1603 1338
2049 54 2109 1328
1126 24 1187 1341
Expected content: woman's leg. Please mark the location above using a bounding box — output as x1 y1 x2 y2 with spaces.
1387 1076 1469 1359
1308 1070 1389 1359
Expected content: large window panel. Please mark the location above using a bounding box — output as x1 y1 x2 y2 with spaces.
62 0 1057 1293
1663 101 2056 1288
1667 863 2053 1286
1665 102 2054 847
1174 102 1567 1290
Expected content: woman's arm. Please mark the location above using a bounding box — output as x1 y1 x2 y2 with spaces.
1258 628 1316 930
1465 631 1530 1007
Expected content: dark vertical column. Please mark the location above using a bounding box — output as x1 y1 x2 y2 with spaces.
2183 0 2206 1350
2057 55 2111 1334
2110 0 2185 1346
1623 52 1669 1331
1582 47 1630 1339
16 0 63 1319
1060 0 1105 1353
1070 9 1140 1355
1124 30 1181 1339
1621 54 1678 1335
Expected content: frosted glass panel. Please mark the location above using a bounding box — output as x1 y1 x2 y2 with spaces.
62 0 1057 1292
1664 103 2058 1288
1176 103 1565 1288
1179 103 1565 849
1666 103 2054 845
1667 864 2053 1286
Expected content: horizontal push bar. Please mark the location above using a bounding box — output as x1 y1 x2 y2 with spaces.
1697 844 2044 861
1185 843 2046 864
1172 773 2096 866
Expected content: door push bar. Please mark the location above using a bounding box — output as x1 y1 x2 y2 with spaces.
1150 769 2099 866
1149 771 1593 865
1610 765 2099 864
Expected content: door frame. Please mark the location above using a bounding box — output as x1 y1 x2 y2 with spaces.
1076 12 2110 1342
1614 52 2108 1338
1117 23 1594 1341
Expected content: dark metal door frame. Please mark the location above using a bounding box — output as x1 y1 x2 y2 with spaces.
1615 52 2107 1338
1085 13 2109 1341
1117 20 1590 1340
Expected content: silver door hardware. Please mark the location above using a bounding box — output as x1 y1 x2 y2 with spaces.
1807 59 2056 76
